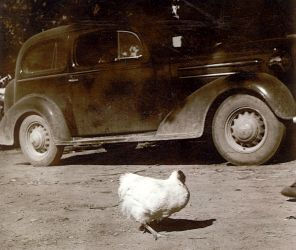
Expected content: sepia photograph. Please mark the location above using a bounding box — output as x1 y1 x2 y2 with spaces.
0 0 296 249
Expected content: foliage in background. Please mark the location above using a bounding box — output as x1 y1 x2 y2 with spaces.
0 0 294 75
0 0 133 73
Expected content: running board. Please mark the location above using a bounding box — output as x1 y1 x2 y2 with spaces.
56 131 198 146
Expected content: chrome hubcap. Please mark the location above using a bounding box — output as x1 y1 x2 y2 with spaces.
226 108 266 153
28 124 50 154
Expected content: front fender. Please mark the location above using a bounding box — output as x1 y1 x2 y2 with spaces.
0 94 71 145
157 72 296 137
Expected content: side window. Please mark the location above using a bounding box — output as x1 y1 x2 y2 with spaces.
75 32 117 67
118 31 143 60
21 39 66 75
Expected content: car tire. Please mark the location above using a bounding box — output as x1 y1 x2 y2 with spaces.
212 94 285 165
19 115 64 166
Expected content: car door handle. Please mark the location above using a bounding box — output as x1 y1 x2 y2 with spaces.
68 78 79 83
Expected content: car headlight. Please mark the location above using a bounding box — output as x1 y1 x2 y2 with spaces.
268 48 292 72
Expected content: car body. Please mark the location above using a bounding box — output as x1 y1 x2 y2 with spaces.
0 88 4 119
0 74 11 120
0 21 296 166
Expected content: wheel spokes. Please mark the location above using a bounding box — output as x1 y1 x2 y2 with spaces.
28 123 50 154
226 108 267 153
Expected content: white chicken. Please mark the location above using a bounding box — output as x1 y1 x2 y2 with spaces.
118 170 190 240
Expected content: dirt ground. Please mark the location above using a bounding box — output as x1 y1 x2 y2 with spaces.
0 142 296 250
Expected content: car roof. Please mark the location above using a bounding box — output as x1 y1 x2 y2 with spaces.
43 21 125 35
16 21 129 77
23 21 127 47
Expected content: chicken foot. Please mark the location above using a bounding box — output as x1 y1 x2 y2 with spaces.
143 223 163 240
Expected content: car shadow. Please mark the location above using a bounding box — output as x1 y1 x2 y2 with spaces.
150 218 216 233
60 141 225 166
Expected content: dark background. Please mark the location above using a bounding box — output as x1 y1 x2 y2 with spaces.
0 0 295 76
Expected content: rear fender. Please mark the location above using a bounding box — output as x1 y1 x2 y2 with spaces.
0 94 71 145
157 72 296 137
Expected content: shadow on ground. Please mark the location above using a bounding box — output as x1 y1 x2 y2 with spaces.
287 198 296 202
150 218 216 233
60 140 225 166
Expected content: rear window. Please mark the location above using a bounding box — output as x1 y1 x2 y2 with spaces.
21 39 67 76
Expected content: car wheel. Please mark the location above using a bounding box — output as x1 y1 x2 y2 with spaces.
19 115 64 166
212 94 285 165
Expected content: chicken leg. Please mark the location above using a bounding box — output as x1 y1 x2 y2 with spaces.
143 223 162 240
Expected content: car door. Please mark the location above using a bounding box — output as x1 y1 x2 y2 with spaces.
70 29 167 136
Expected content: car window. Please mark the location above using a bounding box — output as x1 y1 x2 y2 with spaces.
75 31 117 67
118 31 143 59
21 39 66 75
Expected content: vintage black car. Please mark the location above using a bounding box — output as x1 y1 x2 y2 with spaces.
0 21 295 166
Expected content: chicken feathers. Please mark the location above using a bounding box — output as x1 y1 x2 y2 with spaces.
118 170 190 239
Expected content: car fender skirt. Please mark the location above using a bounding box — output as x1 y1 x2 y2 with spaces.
157 72 296 137
0 95 71 145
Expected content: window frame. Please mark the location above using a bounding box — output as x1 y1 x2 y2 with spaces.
73 30 118 69
117 30 143 61
20 38 67 78
73 29 145 70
